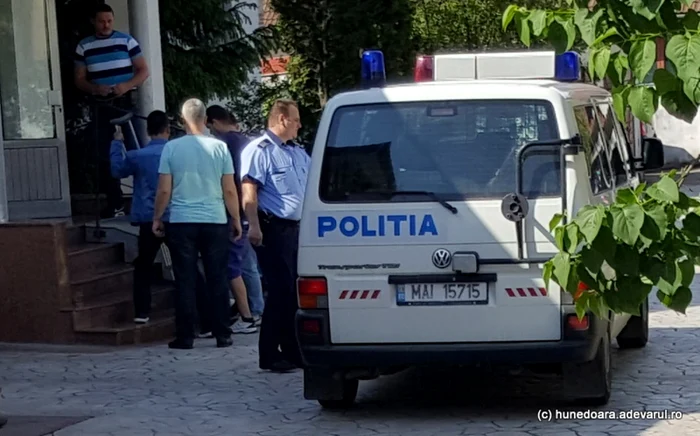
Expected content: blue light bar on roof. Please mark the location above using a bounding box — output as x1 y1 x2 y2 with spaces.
361 50 386 87
555 51 581 82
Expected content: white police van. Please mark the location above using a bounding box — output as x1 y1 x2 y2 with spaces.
295 50 665 409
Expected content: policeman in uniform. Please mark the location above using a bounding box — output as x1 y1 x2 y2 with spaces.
240 99 310 372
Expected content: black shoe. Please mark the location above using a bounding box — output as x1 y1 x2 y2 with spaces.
168 339 193 349
216 337 233 348
0 415 7 428
260 360 297 372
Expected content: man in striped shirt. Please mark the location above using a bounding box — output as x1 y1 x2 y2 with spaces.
74 3 150 217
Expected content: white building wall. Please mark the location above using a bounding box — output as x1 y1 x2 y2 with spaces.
652 108 700 167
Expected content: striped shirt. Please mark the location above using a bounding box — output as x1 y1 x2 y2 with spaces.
74 31 142 86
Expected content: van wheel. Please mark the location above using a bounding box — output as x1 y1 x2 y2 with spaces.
564 325 611 406
317 379 359 410
616 297 649 349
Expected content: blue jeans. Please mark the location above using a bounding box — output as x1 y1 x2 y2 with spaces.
241 225 265 316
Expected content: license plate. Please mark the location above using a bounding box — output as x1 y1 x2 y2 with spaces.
396 283 488 306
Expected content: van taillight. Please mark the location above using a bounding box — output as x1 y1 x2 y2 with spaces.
297 277 328 309
415 55 434 82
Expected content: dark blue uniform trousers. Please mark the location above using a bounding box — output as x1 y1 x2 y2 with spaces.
254 212 303 367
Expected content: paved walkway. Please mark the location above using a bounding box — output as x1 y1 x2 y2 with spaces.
2 285 700 435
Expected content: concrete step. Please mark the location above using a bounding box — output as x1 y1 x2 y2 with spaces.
74 310 175 346
68 242 125 281
68 285 174 330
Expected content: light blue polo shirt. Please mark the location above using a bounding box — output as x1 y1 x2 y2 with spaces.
158 134 234 224
240 130 310 221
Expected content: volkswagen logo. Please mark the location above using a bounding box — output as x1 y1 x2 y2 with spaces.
432 248 452 269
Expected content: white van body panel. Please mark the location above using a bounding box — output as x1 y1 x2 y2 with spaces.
299 79 632 345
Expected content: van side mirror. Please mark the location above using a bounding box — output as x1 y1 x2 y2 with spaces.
642 137 664 171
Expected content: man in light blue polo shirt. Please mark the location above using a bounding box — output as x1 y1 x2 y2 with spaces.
241 99 310 372
153 98 242 350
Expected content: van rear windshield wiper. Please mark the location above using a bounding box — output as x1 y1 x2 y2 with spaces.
371 190 459 214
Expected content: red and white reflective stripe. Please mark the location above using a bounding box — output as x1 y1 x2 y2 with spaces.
505 287 547 297
339 290 381 300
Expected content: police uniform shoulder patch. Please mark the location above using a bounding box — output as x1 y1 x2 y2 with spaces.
256 138 273 148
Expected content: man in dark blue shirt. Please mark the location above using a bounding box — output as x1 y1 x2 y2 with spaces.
110 110 170 323
206 105 264 333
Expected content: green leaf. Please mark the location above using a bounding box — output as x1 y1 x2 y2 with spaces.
658 286 692 314
616 276 652 316
529 10 547 36
630 0 664 20
612 54 630 85
682 75 700 105
612 86 630 122
644 203 668 239
653 67 680 95
591 225 617 263
666 34 700 81
565 224 580 253
543 260 554 290
648 260 680 295
555 226 566 251
682 212 700 237
646 175 679 202
660 90 698 124
580 246 604 276
630 39 657 83
552 252 574 292
502 4 519 31
576 265 597 295
615 187 638 205
548 17 575 53
610 204 645 246
628 86 658 124
679 258 695 287
592 27 619 46
613 244 640 276
549 213 563 231
573 205 605 243
515 14 531 47
574 8 602 46
635 183 647 196
594 46 611 81
683 9 700 30
588 47 598 81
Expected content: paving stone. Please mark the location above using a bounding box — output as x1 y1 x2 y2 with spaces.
3 281 700 435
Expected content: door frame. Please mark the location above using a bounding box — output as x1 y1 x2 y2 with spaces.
3 0 71 220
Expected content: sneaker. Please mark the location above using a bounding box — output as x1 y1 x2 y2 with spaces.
113 207 126 217
134 317 149 324
198 331 213 338
252 315 262 327
231 318 257 334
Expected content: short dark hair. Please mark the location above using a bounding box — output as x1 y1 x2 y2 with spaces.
268 99 298 125
94 3 114 17
147 110 169 136
206 105 237 125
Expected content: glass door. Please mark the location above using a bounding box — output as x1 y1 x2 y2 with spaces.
0 0 70 219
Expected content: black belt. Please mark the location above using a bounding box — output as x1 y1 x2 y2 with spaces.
258 210 300 226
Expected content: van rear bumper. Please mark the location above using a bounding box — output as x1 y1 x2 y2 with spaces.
295 308 606 369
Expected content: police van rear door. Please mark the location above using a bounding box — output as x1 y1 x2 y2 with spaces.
299 85 569 344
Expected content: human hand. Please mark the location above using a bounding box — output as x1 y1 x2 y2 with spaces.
94 84 112 96
114 125 124 141
248 224 262 246
152 219 165 237
113 82 130 96
231 218 242 242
